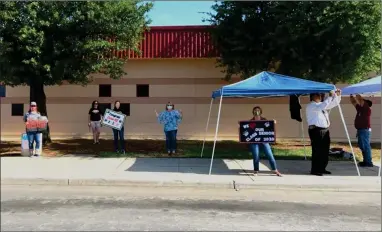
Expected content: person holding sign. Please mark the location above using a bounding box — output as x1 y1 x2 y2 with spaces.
23 102 46 157
155 102 183 155
112 100 126 154
88 100 103 144
249 106 282 177
306 89 341 176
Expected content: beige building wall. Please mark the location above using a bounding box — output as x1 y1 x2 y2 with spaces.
1 59 381 143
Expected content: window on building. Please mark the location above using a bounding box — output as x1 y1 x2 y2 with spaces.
0 85 5 97
98 103 111 114
136 84 149 97
11 104 24 116
99 84 112 97
120 103 130 116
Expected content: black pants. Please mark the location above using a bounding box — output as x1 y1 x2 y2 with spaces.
308 127 330 173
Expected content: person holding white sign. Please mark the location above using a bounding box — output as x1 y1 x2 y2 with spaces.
249 106 282 177
155 102 182 155
88 100 103 144
23 102 46 157
112 100 126 153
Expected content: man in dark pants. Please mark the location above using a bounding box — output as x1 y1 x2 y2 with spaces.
306 89 342 176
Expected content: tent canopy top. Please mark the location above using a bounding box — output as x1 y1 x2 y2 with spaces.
212 71 335 99
341 76 381 96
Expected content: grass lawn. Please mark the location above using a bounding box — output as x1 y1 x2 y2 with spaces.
0 139 380 161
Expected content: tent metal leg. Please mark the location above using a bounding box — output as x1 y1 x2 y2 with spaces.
201 98 214 158
378 160 381 177
209 94 223 175
337 97 361 176
301 122 307 160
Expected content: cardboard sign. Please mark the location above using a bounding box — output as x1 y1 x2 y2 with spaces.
238 120 276 143
101 109 126 130
26 117 48 132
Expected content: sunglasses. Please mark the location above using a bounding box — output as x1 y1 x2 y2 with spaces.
31 105 36 107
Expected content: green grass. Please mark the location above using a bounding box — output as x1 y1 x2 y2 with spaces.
98 140 348 161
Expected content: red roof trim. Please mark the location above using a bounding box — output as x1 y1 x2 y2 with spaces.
148 25 213 30
114 25 219 59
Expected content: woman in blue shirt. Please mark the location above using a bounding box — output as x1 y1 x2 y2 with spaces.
155 102 183 155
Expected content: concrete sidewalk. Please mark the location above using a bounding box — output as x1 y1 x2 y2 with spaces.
1 157 380 192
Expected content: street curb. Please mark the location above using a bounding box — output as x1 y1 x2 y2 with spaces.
1 178 380 193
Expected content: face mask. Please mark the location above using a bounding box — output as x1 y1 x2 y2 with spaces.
167 106 173 110
254 111 261 116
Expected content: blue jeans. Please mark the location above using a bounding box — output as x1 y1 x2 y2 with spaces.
249 143 277 171
165 130 177 152
27 131 41 150
357 129 372 165
112 127 125 151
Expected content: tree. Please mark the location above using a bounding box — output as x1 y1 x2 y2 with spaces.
207 1 381 83
0 1 152 143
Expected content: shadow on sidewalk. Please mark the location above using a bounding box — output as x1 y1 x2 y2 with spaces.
257 160 380 177
125 158 249 175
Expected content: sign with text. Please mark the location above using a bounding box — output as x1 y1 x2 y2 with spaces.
26 117 48 132
101 109 126 130
238 120 276 143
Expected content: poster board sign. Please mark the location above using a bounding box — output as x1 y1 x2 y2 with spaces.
101 108 126 130
26 116 48 132
238 120 276 143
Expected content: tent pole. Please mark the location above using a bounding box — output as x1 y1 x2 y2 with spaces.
209 93 223 175
300 122 307 160
378 160 381 177
336 97 360 176
201 98 214 158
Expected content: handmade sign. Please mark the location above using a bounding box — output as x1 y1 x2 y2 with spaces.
26 116 48 132
238 120 276 143
101 109 126 130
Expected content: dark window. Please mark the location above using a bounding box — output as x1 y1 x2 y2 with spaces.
0 85 5 97
136 84 149 97
99 84 111 97
11 104 24 116
120 103 130 116
98 103 111 114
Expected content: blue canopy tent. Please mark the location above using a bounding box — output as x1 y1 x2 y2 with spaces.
201 71 360 176
342 76 381 96
341 76 381 177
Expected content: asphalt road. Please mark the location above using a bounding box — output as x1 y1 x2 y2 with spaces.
1 185 381 231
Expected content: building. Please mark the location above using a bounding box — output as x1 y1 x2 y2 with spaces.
0 26 380 142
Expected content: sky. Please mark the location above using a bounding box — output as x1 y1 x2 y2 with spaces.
146 1 215 26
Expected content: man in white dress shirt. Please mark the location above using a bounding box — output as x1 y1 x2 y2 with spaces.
306 89 341 176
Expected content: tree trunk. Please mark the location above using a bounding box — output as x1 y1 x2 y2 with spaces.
30 79 52 144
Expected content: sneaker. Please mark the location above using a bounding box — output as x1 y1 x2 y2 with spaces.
33 154 40 157
274 170 282 177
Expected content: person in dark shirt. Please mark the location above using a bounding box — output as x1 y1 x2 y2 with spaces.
88 100 103 144
350 94 373 167
249 106 282 177
112 101 126 154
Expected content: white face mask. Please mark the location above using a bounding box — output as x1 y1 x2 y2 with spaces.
167 105 173 110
